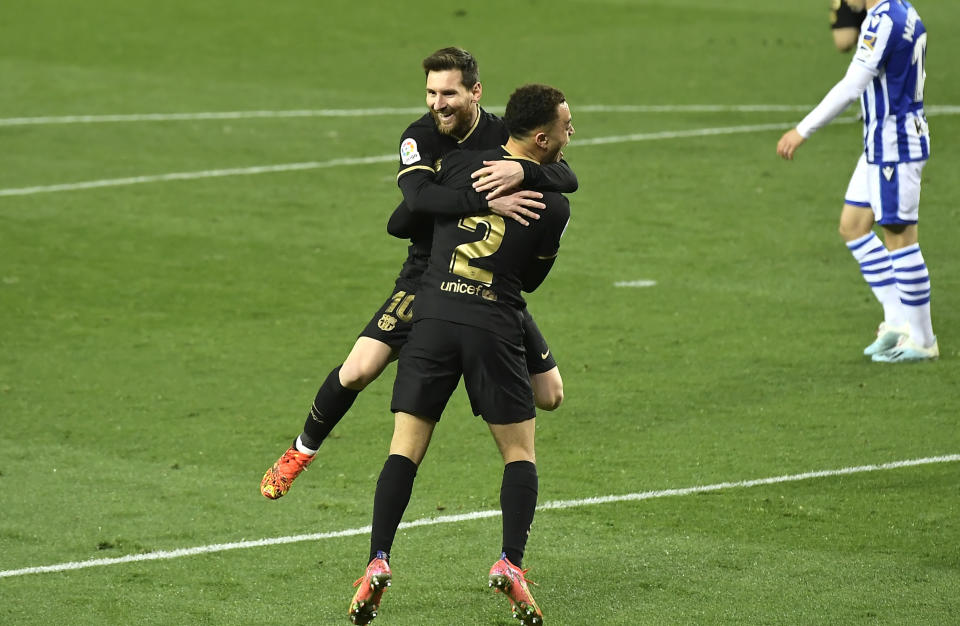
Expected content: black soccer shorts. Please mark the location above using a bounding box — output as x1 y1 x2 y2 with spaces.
358 277 420 349
391 318 536 424
361 280 558 376
521 308 558 375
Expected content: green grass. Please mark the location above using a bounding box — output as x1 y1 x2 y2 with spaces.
2 1 959 624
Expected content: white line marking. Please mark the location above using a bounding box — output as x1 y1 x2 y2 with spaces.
580 104 809 113
1 104 957 127
0 108 425 126
0 105 800 127
573 121 795 146
615 280 658 288
1 454 956 579
0 156 396 197
0 122 798 198
586 104 960 115
3 105 957 198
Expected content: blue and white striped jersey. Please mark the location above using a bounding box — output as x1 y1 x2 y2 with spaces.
853 0 929 163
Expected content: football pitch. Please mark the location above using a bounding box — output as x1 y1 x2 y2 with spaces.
1 1 958 623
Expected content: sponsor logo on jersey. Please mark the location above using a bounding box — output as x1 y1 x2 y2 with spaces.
400 138 421 165
378 314 398 331
440 279 497 301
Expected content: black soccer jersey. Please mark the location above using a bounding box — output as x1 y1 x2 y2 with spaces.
388 106 577 281
389 107 510 272
397 108 509 180
412 147 571 344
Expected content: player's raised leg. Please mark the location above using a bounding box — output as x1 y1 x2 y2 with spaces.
522 310 563 411
260 337 394 499
530 367 563 411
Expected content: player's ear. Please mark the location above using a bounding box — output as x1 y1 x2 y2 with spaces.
534 131 549 150
471 81 482 103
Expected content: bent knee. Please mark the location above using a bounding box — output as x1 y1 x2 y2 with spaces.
338 359 382 390
339 339 393 390
534 385 564 411
838 222 867 242
839 205 875 242
531 369 564 411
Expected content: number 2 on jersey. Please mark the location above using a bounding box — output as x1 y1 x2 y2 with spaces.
449 215 506 286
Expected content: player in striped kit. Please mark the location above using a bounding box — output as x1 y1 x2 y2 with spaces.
777 0 937 362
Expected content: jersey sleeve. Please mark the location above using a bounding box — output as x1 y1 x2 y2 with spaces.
386 201 415 239
797 9 896 138
796 62 873 137
852 10 894 75
397 150 489 217
516 158 579 194
521 194 571 292
536 194 571 259
397 123 441 179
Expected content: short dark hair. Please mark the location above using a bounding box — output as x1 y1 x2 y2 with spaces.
422 47 479 89
504 84 566 139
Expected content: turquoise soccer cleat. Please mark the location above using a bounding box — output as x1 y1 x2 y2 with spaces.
872 336 939 363
863 322 909 357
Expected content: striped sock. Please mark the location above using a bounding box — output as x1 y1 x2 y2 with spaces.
846 232 903 327
890 243 935 347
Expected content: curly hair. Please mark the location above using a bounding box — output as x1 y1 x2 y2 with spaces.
503 84 566 139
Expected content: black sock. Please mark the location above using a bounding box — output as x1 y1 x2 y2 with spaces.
369 454 418 563
299 366 359 450
500 460 538 568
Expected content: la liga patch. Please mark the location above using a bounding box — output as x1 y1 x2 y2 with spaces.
400 138 421 165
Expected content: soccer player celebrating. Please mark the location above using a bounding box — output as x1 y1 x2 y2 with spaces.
777 0 937 362
348 84 573 626
259 48 577 500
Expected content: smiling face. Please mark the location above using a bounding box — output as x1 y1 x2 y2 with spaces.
425 69 481 139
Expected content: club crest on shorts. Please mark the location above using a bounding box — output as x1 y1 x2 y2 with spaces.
378 314 398 331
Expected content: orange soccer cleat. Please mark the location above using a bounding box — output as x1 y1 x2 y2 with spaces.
348 552 392 625
260 446 314 499
488 554 543 625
